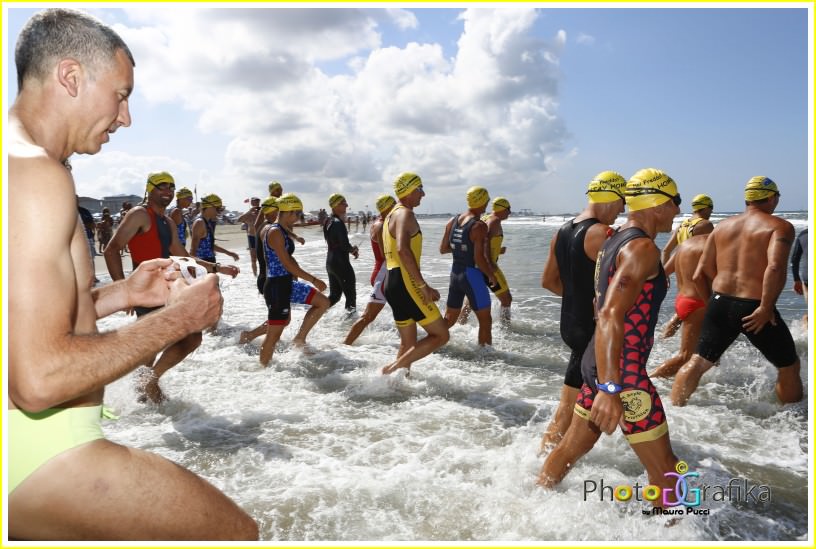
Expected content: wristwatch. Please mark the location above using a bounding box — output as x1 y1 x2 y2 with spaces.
595 380 623 394
214 263 220 273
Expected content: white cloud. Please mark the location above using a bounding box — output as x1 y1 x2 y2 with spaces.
81 7 571 213
576 32 595 45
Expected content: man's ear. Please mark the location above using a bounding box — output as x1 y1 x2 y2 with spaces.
56 58 82 97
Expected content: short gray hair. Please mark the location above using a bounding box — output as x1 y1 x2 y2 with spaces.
15 8 135 91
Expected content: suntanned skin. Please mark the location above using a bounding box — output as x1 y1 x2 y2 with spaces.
8 25 256 540
104 185 239 403
671 196 802 406
344 207 393 345
649 231 711 379
538 198 680 494
168 194 193 251
439 204 497 346
237 198 261 276
538 198 623 452
381 187 450 375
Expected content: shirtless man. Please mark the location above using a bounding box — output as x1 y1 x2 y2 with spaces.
671 176 803 406
538 168 681 494
237 197 261 277
344 194 396 345
660 194 714 264
381 173 450 375
104 171 239 403
538 171 625 450
7 9 256 539
649 230 712 379
439 186 497 346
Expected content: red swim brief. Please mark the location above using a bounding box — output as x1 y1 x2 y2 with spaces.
675 294 706 321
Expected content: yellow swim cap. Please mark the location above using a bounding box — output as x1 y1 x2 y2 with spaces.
691 194 714 212
394 172 423 199
176 187 193 199
586 171 626 204
744 176 779 202
625 168 680 212
493 197 511 212
329 193 346 208
261 196 279 214
146 171 175 192
375 194 396 214
277 193 304 212
268 180 282 196
466 186 490 209
200 193 223 209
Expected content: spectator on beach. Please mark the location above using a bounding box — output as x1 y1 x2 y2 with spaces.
8 8 256 539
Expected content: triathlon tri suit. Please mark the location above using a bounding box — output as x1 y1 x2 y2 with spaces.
129 207 173 317
445 214 492 312
675 294 706 321
8 405 105 495
695 293 798 368
486 231 509 296
263 223 317 325
323 214 357 311
255 222 268 295
167 206 187 246
369 233 387 305
383 204 441 328
577 227 669 444
554 218 600 389
193 216 217 263
676 217 704 244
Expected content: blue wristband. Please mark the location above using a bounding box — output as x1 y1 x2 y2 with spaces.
596 380 623 394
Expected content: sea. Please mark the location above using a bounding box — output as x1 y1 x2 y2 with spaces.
95 211 810 542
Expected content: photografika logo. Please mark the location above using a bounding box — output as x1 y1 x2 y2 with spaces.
582 461 772 515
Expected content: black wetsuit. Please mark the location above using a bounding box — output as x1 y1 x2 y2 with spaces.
323 214 357 311
554 218 600 388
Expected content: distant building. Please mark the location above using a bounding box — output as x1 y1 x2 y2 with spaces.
101 194 142 213
77 196 101 213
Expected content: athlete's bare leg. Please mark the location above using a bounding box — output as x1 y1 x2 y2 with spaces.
292 293 330 346
382 318 449 375
539 385 580 453
537 416 600 488
650 307 706 378
344 302 385 345
671 354 715 406
9 439 258 540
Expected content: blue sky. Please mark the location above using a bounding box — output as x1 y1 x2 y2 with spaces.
4 5 811 215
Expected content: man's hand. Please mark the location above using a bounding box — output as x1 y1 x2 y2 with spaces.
311 276 328 292
166 274 223 333
742 305 776 334
590 391 623 435
419 284 440 304
229 251 240 261
125 258 179 309
218 264 240 278
352 246 359 260
793 280 804 295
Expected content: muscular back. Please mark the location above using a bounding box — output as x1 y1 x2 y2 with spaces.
671 235 708 300
703 209 794 300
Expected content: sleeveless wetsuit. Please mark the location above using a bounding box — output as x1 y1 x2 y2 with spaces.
446 214 492 311
676 217 704 244
554 218 601 389
193 216 216 262
262 223 317 324
576 227 670 444
383 204 441 327
323 214 357 311
487 230 509 296
255 221 268 295
128 207 173 317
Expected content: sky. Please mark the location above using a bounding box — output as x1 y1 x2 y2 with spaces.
3 4 812 215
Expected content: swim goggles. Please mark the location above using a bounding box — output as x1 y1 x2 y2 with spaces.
170 256 208 284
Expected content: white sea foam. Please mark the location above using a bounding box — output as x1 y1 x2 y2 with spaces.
96 216 809 541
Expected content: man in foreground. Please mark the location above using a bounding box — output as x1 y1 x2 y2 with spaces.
538 168 681 495
8 8 256 539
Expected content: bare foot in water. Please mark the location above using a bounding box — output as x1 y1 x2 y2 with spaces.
139 377 167 404
238 330 253 345
381 363 410 377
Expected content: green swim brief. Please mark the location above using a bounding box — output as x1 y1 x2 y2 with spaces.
8 405 105 494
